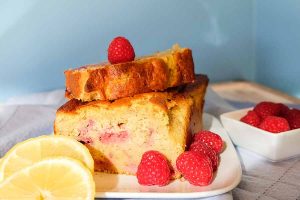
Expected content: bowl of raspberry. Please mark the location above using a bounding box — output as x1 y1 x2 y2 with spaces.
220 101 300 161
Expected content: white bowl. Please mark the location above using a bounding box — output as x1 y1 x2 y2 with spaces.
220 108 300 162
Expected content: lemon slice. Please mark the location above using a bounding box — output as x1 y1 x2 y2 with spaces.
0 157 95 199
0 135 94 182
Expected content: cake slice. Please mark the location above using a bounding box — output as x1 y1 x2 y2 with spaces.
54 75 208 178
65 44 195 101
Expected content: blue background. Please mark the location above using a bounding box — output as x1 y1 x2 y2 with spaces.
0 0 299 101
256 0 300 98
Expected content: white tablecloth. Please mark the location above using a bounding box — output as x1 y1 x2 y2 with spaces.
1 88 299 200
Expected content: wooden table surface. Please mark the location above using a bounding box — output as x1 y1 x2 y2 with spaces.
211 81 300 104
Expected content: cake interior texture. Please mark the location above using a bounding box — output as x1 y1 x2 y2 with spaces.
54 75 208 178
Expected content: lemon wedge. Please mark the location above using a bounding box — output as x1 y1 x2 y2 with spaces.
0 135 94 182
0 157 95 199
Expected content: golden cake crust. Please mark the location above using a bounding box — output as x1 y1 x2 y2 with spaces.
65 45 195 101
185 74 209 135
58 92 175 114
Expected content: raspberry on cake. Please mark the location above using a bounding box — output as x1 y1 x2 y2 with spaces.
54 75 208 179
108 36 135 64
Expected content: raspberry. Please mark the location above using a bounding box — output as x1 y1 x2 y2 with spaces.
240 110 261 127
253 101 281 119
136 150 171 186
259 116 290 133
189 140 219 171
176 151 213 186
108 36 135 64
278 103 290 117
193 130 224 154
285 109 300 129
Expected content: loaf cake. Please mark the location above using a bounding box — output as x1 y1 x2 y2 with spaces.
65 44 195 101
54 75 208 178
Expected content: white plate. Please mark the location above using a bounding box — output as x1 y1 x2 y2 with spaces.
94 113 242 198
220 108 300 161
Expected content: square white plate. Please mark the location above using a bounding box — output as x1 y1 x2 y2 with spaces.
220 108 300 162
94 113 242 198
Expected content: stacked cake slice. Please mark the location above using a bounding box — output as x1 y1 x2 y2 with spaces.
64 44 195 101
54 44 209 178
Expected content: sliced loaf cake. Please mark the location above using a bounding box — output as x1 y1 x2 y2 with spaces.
54 75 208 178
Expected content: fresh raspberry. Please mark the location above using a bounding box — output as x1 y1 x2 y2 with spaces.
193 130 224 154
253 101 281 119
108 36 135 64
285 109 300 129
278 103 290 117
258 116 290 133
240 110 261 127
176 151 213 186
136 150 171 186
189 140 219 171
